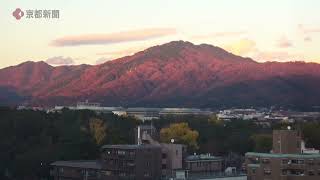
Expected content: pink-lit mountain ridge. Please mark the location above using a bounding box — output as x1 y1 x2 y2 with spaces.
1 41 320 108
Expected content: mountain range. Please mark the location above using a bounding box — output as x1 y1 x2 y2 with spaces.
1 41 320 109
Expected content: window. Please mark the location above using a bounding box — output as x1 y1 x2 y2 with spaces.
282 159 288 164
101 170 112 176
298 160 304 164
308 170 315 176
291 159 304 164
59 168 64 173
262 158 270 164
307 159 314 165
129 151 135 156
162 153 167 159
117 150 126 155
252 168 256 174
250 157 259 163
88 170 97 177
127 161 135 166
162 164 167 169
282 169 287 175
264 169 271 175
289 170 304 176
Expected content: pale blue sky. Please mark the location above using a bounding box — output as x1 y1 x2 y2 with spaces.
0 0 319 68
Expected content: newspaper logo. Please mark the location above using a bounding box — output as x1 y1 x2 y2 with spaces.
12 8 60 20
13 8 24 20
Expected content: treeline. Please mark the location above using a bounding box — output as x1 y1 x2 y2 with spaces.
0 107 138 180
154 115 320 155
153 115 269 155
1 108 320 179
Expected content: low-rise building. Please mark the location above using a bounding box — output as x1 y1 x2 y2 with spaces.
101 144 162 180
51 144 162 180
185 154 223 175
51 160 101 180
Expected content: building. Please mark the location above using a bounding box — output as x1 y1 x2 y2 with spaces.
185 154 224 175
51 144 162 180
101 144 162 180
50 105 213 119
272 129 301 154
159 108 212 116
126 108 161 121
136 124 187 179
245 129 320 180
160 143 186 178
51 160 101 180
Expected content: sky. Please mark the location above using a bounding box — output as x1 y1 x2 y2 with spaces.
1 0 320 68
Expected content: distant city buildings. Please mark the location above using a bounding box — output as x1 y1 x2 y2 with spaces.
17 101 320 124
49 101 214 121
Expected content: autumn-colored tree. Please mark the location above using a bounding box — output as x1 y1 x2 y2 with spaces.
89 118 107 146
160 122 199 149
208 114 223 125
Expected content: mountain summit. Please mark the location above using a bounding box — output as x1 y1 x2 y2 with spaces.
1 41 320 108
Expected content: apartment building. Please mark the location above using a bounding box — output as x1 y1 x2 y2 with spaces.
245 129 320 180
51 144 162 180
100 144 162 180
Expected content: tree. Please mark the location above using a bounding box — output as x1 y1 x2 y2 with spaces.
251 134 272 153
160 122 199 150
302 122 320 149
89 118 107 146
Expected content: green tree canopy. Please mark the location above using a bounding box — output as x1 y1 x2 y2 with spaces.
251 134 272 153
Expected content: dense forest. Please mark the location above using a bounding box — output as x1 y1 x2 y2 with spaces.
1 107 320 180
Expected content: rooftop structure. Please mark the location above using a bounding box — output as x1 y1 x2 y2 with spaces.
185 154 224 175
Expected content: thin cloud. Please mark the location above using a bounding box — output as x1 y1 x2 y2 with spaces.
50 28 176 47
277 36 293 48
304 36 312 42
298 24 320 42
96 47 146 57
45 56 74 65
252 51 305 62
298 24 320 34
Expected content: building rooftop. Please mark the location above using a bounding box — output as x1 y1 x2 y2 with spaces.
246 152 320 158
51 160 101 169
186 154 223 162
101 144 160 150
